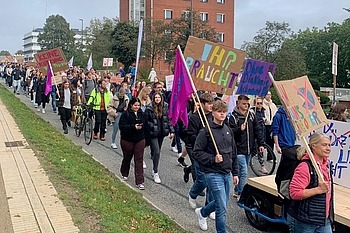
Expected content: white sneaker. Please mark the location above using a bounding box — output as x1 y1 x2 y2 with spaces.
143 161 147 169
171 146 178 153
111 143 117 149
153 172 161 184
42 109 45 114
122 176 128 181
37 107 41 112
195 208 207 231
209 212 215 220
188 194 197 209
177 153 182 158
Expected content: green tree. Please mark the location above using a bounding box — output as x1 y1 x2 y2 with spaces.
110 21 139 69
15 50 24 55
38 14 75 54
86 17 119 70
0 50 11 56
163 10 217 66
241 21 292 62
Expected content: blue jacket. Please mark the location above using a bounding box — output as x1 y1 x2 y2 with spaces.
271 107 296 147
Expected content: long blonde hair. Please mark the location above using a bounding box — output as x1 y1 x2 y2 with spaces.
137 87 151 105
296 132 330 160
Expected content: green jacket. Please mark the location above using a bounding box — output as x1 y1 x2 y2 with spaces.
88 87 111 111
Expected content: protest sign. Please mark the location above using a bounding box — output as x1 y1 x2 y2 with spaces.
184 36 246 95
236 59 276 96
103 58 113 67
110 77 124 84
165 75 174 92
53 75 63 85
0 56 14 63
26 61 37 67
274 76 328 139
310 120 350 189
34 47 68 74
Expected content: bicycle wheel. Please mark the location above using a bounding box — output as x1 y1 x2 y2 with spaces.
74 115 82 137
84 117 93 145
250 144 276 176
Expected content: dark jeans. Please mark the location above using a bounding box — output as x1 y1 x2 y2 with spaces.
185 146 197 181
171 123 182 153
120 139 145 185
149 136 164 173
58 107 72 130
94 110 107 138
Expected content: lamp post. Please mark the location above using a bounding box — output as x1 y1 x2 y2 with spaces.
79 18 84 46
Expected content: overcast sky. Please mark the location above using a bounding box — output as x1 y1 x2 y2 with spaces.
1 0 349 54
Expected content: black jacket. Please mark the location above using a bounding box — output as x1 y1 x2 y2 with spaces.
11 68 21 80
145 102 174 138
229 106 264 155
119 109 147 142
193 121 238 176
187 111 213 148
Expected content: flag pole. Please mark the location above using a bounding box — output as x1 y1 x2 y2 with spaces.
191 94 205 127
177 45 219 155
268 72 324 182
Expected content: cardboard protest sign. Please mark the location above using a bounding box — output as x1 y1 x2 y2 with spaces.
110 77 124 84
311 120 350 189
103 58 113 67
0 56 14 63
34 47 68 74
274 76 328 139
165 75 174 92
236 59 276 96
53 75 63 85
184 36 246 95
26 61 38 67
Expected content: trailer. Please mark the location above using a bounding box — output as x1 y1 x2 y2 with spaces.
238 175 350 231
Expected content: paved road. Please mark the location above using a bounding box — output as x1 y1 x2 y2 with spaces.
11 86 287 233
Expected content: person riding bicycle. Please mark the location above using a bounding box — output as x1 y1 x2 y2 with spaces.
229 94 264 199
57 79 77 134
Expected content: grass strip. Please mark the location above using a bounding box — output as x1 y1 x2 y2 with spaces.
0 84 187 233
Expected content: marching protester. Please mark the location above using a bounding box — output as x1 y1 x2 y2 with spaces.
88 79 110 141
193 100 239 232
288 132 334 233
145 93 175 184
11 65 22 95
229 94 264 199
262 91 277 160
34 73 49 114
137 87 151 112
57 79 77 134
29 69 39 107
83 71 96 101
328 103 348 122
107 87 129 149
119 97 147 190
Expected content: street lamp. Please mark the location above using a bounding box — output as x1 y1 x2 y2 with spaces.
79 18 84 46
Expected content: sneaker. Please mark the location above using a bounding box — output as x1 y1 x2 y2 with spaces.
143 161 147 169
122 176 128 181
195 208 207 231
260 166 269 174
171 146 178 153
100 137 106 141
42 109 45 114
137 183 145 190
30 100 33 103
178 157 188 168
111 143 117 149
37 108 41 112
153 172 161 184
67 121 71 127
209 212 215 220
64 128 68 134
188 195 197 209
93 133 98 139
53 110 57 113
183 167 191 183
233 192 240 201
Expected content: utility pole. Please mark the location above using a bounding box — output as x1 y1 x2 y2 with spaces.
79 18 84 47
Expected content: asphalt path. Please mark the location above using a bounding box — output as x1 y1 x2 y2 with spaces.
9 84 287 233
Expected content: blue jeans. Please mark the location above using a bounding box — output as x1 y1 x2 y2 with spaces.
13 80 21 94
189 160 212 204
201 172 231 233
149 136 164 173
51 85 57 111
234 154 251 195
111 112 122 143
287 214 332 233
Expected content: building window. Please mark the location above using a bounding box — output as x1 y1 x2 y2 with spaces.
217 0 225 4
217 33 224 42
217 14 225 23
182 10 190 19
200 0 208 2
200 12 208 22
164 10 173 19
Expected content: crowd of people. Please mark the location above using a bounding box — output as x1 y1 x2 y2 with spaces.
0 60 344 233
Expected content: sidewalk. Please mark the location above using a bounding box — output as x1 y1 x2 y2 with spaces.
0 98 79 233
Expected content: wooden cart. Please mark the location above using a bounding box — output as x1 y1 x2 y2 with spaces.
237 175 350 231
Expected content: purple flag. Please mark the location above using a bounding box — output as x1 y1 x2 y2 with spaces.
168 47 195 127
44 61 53 96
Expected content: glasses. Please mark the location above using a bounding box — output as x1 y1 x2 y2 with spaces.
256 102 263 105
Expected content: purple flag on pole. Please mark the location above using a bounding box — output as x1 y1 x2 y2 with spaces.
168 47 195 127
44 61 53 96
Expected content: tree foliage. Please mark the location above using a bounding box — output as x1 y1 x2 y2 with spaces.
0 50 11 56
110 21 139 69
15 50 24 55
38 15 75 54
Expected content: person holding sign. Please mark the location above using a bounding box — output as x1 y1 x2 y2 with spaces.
288 132 334 233
229 94 264 198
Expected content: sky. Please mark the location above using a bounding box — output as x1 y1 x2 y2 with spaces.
1 0 349 55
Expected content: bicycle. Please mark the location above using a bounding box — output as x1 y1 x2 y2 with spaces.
250 143 276 176
74 102 94 145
